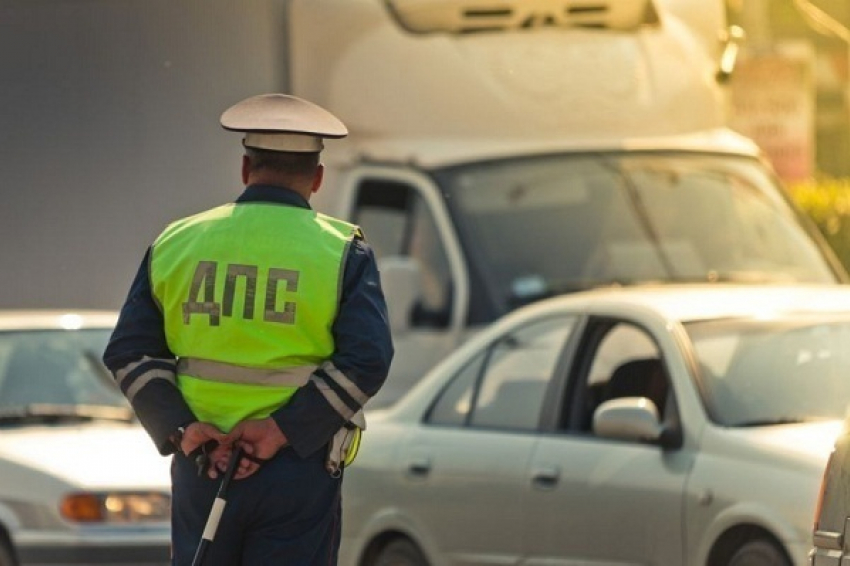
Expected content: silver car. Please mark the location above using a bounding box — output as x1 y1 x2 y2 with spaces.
341 285 850 566
0 311 171 566
810 408 850 564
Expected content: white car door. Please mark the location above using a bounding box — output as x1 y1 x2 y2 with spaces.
521 318 690 565
524 436 689 565
399 427 538 566
401 315 578 566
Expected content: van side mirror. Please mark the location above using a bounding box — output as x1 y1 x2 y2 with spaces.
378 256 422 335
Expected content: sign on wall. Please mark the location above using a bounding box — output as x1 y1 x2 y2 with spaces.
729 41 816 183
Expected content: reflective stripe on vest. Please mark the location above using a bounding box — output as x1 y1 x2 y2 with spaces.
149 202 358 431
177 358 316 386
176 358 317 432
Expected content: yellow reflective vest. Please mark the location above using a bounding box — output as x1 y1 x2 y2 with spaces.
150 201 358 432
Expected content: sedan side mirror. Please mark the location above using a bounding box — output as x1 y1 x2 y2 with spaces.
593 397 664 443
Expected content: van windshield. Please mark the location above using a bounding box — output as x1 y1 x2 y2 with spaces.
435 152 839 313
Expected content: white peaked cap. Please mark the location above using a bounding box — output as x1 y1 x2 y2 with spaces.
220 93 348 153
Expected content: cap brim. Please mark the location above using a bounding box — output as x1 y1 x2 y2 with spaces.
220 93 348 139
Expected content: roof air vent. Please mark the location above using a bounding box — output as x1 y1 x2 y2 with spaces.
384 0 659 34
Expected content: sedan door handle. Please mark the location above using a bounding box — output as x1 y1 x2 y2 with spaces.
531 466 560 489
407 457 432 477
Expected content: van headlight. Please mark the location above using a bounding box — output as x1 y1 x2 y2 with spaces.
60 491 170 523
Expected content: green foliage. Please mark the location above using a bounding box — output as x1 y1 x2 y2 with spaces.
789 178 850 271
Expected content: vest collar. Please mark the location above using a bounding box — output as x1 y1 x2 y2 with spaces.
236 184 311 209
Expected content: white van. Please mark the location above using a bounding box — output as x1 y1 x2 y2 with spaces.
291 0 847 407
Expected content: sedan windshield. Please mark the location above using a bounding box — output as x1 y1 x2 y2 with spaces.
436 152 838 312
684 315 850 427
0 328 130 422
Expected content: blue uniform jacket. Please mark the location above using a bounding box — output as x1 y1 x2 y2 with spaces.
103 184 394 458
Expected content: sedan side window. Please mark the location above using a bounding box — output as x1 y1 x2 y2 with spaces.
427 315 575 431
574 321 669 433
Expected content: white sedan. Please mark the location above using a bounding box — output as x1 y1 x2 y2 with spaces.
341 285 850 566
0 311 171 566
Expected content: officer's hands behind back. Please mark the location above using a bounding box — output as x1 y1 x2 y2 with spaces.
179 422 226 457
207 417 289 480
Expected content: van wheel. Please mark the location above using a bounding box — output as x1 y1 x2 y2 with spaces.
374 538 428 566
727 539 790 566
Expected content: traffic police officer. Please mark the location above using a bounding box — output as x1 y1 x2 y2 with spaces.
103 93 394 565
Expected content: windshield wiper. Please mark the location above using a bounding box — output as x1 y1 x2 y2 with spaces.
597 158 679 278
733 417 811 428
671 271 797 284
544 271 794 296
0 404 136 426
84 350 120 389
506 269 796 307
507 278 650 307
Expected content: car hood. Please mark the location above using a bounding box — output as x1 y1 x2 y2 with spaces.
716 420 843 468
0 424 171 489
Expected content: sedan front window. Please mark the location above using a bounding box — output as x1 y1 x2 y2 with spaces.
685 316 850 426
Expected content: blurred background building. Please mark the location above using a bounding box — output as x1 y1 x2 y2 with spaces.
728 0 850 180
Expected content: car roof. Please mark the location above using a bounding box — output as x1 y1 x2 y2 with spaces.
0 310 118 331
509 284 850 325
324 128 761 169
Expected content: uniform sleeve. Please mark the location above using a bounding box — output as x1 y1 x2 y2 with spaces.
102 247 197 455
271 238 394 457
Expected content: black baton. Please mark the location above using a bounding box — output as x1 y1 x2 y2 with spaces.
191 446 243 566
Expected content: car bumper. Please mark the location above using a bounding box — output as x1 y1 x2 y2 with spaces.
14 527 170 566
810 548 844 566
810 528 847 566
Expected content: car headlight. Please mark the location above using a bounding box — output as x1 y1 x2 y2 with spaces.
59 491 171 523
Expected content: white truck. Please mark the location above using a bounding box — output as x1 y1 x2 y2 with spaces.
290 0 846 407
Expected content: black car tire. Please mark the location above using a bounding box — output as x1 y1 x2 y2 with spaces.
0 542 15 566
374 538 428 566
727 539 790 566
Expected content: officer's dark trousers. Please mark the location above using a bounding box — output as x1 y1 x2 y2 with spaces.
170 447 342 566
